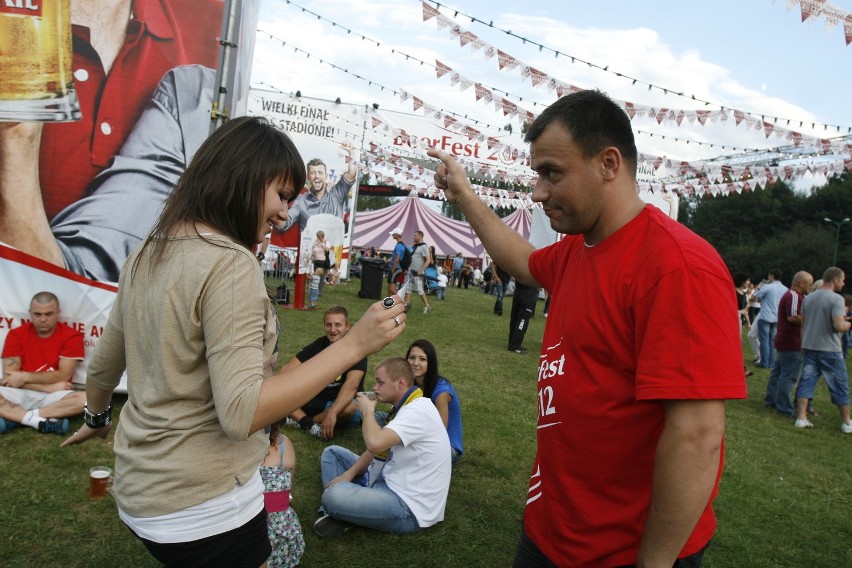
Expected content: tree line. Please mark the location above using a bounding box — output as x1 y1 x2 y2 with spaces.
680 172 852 282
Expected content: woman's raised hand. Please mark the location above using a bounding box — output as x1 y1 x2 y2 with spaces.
345 295 407 354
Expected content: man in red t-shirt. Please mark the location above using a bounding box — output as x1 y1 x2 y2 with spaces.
765 271 812 416
429 91 746 567
1 292 85 435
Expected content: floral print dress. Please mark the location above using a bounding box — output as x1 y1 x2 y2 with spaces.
260 436 305 567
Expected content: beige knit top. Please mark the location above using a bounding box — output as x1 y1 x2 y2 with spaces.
87 234 276 517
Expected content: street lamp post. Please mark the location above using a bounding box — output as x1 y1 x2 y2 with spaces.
824 217 850 266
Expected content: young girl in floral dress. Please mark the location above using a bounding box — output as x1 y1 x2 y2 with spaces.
261 423 305 567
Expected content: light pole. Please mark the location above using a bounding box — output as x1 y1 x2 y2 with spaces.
824 217 849 266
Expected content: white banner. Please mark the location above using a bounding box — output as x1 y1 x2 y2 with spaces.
0 243 127 391
248 91 362 276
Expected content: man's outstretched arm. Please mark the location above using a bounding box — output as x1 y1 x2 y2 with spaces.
427 148 538 286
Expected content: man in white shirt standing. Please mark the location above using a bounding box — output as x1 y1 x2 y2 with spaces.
314 357 451 537
750 269 788 368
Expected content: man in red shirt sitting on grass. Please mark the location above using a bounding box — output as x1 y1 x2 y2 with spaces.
1 292 85 435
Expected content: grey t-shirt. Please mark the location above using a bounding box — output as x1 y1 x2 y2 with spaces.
409 242 430 273
801 289 845 352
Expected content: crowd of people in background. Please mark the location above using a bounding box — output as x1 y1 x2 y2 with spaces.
10 86 852 568
736 266 852 434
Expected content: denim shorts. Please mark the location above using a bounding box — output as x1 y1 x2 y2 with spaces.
797 350 851 406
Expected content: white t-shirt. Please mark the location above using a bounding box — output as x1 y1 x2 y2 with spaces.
384 398 451 527
437 274 448 288
119 471 264 543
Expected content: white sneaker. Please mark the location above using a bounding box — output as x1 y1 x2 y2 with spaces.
794 418 814 429
841 422 852 434
314 513 351 538
309 423 323 438
284 417 301 429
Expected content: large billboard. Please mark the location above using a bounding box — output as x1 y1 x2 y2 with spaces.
247 90 535 276
0 0 259 388
248 92 363 278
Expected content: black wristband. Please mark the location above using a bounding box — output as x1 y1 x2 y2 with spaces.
84 404 112 429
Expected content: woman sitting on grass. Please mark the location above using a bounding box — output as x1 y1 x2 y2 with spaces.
406 339 463 465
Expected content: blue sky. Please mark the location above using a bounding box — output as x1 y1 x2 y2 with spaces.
251 0 851 170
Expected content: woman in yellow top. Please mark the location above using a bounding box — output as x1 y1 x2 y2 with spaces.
62 117 407 567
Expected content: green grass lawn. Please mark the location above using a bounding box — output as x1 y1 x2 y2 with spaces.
1 280 849 567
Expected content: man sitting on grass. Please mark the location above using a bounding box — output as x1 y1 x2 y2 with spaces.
281 305 367 440
1 291 85 435
314 357 451 538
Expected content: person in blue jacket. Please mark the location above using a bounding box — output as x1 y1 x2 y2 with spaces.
406 339 463 465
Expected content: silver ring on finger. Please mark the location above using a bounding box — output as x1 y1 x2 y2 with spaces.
382 296 396 309
392 315 402 327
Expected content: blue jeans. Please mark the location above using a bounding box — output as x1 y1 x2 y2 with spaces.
764 350 802 416
494 282 505 315
757 319 777 367
308 273 321 304
319 446 420 534
796 350 850 406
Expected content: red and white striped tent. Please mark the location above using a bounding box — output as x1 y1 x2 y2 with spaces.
500 207 532 240
351 196 482 257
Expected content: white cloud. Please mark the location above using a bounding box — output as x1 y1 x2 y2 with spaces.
251 0 850 169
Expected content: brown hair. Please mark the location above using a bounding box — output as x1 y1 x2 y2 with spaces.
324 305 349 322
136 116 305 273
377 356 415 387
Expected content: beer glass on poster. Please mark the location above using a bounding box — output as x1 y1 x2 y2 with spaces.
0 0 82 122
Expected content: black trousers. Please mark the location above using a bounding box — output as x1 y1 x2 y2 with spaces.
508 284 539 350
513 528 709 568
133 509 271 568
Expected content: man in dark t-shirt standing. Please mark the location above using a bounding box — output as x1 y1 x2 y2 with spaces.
765 271 813 416
282 306 368 440
492 262 511 316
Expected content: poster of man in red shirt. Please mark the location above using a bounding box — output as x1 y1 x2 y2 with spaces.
0 0 260 391
0 0 227 281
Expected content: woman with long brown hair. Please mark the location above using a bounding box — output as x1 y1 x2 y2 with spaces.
62 117 406 567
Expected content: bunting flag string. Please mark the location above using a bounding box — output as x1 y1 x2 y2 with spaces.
423 3 852 155
256 31 539 168
272 1 851 165
277 92 845 200
278 2 552 115
251 80 849 204
363 131 849 201
258 24 537 140
253 74 850 200
779 0 852 46
424 0 852 131
367 143 848 200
